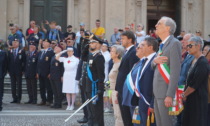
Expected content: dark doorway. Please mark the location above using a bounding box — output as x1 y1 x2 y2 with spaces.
30 0 67 31
147 0 181 36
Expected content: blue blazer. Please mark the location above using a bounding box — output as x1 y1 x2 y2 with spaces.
178 54 194 85
115 46 139 95
131 55 156 108
0 51 8 78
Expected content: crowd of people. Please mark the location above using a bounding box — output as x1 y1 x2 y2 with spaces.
0 17 210 126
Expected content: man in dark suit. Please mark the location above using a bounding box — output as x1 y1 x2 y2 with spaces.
8 38 26 103
84 37 105 126
49 44 64 108
0 47 8 111
25 41 39 104
131 37 158 126
37 39 55 106
152 16 182 126
115 31 139 126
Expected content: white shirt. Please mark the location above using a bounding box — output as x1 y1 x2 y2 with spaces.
136 30 146 44
76 31 81 44
101 51 111 82
161 36 170 44
140 52 156 77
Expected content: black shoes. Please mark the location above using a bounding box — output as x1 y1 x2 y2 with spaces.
24 101 33 104
77 118 88 123
37 101 46 106
50 104 62 109
10 100 20 103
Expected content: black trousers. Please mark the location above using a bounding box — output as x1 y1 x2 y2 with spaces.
80 85 88 119
26 78 37 102
50 79 63 106
0 77 4 107
118 93 133 126
39 75 53 103
10 74 22 101
208 103 210 126
86 92 104 126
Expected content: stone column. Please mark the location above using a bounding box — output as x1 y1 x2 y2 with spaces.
18 0 24 30
90 0 100 30
0 0 7 40
23 0 30 34
67 0 75 26
105 0 125 40
135 0 147 32
77 0 90 30
203 0 210 40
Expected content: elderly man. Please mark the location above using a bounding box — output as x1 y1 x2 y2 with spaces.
152 16 182 126
110 28 121 45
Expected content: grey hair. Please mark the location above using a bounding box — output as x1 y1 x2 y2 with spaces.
161 16 176 35
111 45 125 59
188 36 204 51
56 25 62 30
138 23 144 30
184 33 195 38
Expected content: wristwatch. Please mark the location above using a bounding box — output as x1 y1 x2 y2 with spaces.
181 93 186 98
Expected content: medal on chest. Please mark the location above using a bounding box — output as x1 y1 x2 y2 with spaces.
55 62 58 66
32 58 35 62
45 57 49 61
89 59 93 67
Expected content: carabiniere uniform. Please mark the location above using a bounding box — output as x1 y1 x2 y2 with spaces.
25 49 39 104
85 50 105 126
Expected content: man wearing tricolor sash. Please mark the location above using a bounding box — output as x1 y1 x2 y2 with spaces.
152 16 182 126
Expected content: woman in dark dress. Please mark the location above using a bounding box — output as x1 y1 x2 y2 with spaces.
182 36 209 126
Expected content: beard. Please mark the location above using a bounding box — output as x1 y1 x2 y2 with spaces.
90 48 96 51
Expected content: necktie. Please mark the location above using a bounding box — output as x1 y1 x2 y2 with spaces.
159 43 164 51
135 58 148 96
13 49 17 59
40 51 45 59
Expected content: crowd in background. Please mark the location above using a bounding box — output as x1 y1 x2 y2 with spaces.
0 17 209 126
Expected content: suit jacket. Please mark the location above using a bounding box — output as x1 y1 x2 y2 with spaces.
115 46 139 95
0 50 8 78
50 56 64 80
8 48 26 76
131 55 156 108
178 54 194 85
37 48 54 77
153 35 182 98
25 50 39 78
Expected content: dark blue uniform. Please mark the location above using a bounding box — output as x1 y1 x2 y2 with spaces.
0 50 8 110
37 48 54 104
25 50 39 104
8 48 26 103
85 51 105 126
50 56 64 108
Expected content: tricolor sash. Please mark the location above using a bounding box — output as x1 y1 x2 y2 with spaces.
157 43 184 115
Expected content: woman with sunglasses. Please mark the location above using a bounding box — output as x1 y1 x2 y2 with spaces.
182 36 209 126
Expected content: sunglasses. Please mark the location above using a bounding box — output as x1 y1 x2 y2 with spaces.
187 44 196 48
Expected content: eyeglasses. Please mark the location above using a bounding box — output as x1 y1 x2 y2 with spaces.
187 44 196 48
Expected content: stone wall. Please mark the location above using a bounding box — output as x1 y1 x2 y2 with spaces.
0 0 209 41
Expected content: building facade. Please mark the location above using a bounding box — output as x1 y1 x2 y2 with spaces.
0 0 209 41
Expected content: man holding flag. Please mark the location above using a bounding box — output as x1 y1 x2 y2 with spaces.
152 16 182 126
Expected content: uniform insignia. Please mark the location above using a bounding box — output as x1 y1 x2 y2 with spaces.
19 50 22 54
32 58 35 62
10 49 13 53
55 62 58 66
19 55 22 59
89 60 93 65
46 57 49 61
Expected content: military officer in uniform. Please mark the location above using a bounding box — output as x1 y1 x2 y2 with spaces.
8 38 26 103
83 36 105 126
37 39 54 105
24 41 39 104
77 29 90 124
49 44 64 108
0 45 8 111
